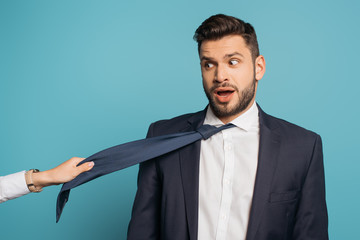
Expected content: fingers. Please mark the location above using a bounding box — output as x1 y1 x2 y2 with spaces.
67 157 94 175
70 157 86 165
77 161 95 173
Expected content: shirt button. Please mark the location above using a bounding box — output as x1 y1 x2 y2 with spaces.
222 214 227 220
225 145 232 151
224 179 230 185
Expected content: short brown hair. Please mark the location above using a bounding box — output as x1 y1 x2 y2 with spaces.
193 14 260 60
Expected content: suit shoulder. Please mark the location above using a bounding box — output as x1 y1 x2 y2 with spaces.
152 112 196 128
147 110 204 136
266 113 320 140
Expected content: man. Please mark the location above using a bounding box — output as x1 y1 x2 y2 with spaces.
127 14 328 240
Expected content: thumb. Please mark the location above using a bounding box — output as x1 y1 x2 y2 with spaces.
77 161 95 173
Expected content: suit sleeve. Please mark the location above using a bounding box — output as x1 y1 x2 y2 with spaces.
292 135 329 240
127 123 162 240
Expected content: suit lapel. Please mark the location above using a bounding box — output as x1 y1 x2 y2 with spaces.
178 110 206 240
246 106 281 240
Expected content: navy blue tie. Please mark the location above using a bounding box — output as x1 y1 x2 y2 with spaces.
56 123 235 222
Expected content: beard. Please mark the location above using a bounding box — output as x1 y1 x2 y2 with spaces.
203 78 256 119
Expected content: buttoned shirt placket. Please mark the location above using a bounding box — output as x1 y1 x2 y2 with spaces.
215 130 235 240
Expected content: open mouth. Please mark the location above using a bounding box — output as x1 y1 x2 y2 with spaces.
215 87 235 97
214 88 235 102
216 90 234 97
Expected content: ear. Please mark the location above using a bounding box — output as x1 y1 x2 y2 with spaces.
254 55 266 81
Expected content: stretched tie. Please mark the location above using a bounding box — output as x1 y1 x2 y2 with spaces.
56 123 235 222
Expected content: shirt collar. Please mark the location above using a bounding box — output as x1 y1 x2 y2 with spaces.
203 101 259 131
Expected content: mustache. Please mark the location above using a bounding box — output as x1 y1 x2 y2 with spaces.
209 83 239 92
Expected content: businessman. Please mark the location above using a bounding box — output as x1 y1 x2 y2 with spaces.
127 14 328 239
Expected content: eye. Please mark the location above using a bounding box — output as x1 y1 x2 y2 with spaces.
229 59 239 65
204 62 214 69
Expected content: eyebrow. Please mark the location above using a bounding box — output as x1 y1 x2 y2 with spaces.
200 52 244 62
200 56 213 61
225 52 244 59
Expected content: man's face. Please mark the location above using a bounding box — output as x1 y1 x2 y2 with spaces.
200 35 265 123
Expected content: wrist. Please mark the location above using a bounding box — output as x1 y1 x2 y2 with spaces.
25 169 44 192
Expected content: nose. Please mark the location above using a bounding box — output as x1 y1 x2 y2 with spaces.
214 64 228 83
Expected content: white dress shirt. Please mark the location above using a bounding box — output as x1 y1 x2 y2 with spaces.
0 171 30 203
198 101 260 240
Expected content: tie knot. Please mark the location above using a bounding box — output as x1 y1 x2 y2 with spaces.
196 123 235 140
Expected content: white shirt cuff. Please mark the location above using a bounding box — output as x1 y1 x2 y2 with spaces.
0 171 30 203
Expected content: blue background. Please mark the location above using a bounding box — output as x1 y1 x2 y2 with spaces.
1 0 359 239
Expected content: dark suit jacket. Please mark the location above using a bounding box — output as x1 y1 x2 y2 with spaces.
127 105 328 240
